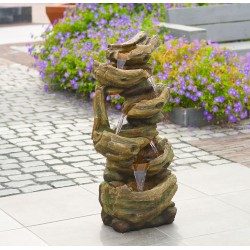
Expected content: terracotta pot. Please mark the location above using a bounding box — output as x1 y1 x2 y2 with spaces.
45 4 75 24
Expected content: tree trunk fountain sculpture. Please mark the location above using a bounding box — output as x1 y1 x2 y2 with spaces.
92 32 177 233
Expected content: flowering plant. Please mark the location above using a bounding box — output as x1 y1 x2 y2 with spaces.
152 38 250 123
29 3 226 109
29 3 165 109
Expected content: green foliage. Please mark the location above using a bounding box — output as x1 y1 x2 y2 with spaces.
151 38 250 122
30 3 163 105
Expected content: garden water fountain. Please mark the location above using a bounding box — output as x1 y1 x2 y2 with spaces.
92 32 177 233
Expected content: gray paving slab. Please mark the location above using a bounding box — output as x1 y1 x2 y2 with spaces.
0 186 101 226
214 189 250 214
176 163 250 195
182 227 250 246
0 228 48 246
28 214 175 246
0 209 22 232
156 196 250 240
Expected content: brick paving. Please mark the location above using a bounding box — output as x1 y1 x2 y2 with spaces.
0 43 34 67
190 134 250 167
0 60 250 197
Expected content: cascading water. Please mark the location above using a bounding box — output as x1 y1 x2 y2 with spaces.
117 59 126 69
148 76 158 95
115 113 127 134
134 169 147 192
150 140 159 156
116 56 158 191
133 141 158 192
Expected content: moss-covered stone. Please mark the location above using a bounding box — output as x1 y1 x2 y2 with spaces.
92 32 177 233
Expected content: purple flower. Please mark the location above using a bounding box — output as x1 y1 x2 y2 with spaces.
106 95 110 101
206 114 213 121
210 72 215 77
174 97 181 104
70 79 77 85
146 3 153 11
234 106 242 113
212 106 218 112
51 46 59 53
114 94 120 100
215 77 220 83
51 58 57 67
61 48 69 57
228 87 239 97
178 89 185 95
239 111 248 119
229 114 237 123
178 66 184 73
211 89 216 94
115 104 122 110
73 83 78 90
202 78 208 84
44 84 49 92
40 71 45 80
201 102 206 107
236 79 241 86
90 92 95 99
28 46 34 54
191 96 198 101
203 110 209 116
181 85 186 90
214 96 225 103
78 70 83 77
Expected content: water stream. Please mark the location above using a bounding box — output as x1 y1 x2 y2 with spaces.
134 169 147 192
150 140 159 156
117 59 126 69
115 113 127 134
148 76 158 94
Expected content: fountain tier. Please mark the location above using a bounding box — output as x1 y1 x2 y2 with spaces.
92 31 177 233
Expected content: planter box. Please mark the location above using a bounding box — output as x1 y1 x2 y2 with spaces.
168 107 250 127
167 107 220 127
45 4 75 24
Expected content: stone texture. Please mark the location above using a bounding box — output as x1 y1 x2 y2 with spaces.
0 189 20 197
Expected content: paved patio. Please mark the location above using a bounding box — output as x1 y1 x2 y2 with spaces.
0 24 250 246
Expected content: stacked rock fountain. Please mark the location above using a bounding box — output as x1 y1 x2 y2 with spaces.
92 32 177 233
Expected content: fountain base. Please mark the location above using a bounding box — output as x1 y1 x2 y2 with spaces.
101 202 177 233
99 173 177 233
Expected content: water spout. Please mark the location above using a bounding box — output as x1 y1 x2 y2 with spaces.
148 76 158 95
134 169 147 192
115 113 127 134
150 141 159 156
133 163 148 192
117 53 127 69
117 59 126 69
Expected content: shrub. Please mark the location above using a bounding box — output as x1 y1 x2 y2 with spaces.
29 3 226 106
29 3 164 103
30 3 245 121
152 38 250 123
